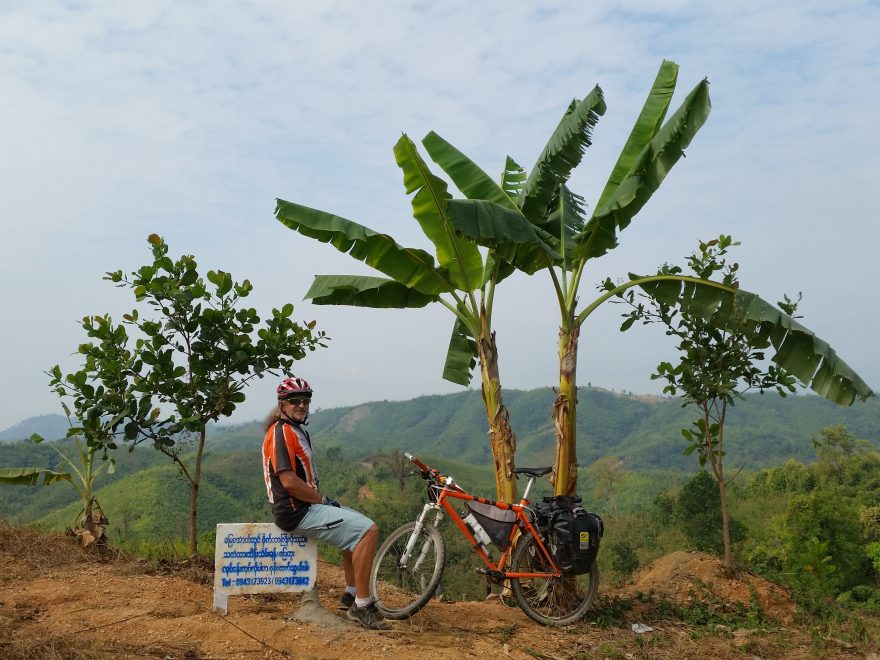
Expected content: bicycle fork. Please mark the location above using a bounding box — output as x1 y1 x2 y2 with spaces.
399 503 443 571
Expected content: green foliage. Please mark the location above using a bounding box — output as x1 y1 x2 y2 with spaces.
753 459 815 494
608 541 639 577
0 465 72 487
741 428 880 613
610 233 871 407
60 235 326 448
633 587 765 630
587 456 626 514
614 236 807 567
837 585 880 614
674 471 744 556
47 235 325 553
812 425 880 493
865 543 880 578
782 490 868 598
861 506 880 543
619 235 799 415
0 411 116 536
36 458 267 541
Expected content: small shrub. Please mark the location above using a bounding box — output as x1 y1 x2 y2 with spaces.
675 471 745 556
609 541 639 577
783 490 867 596
591 596 633 628
837 585 880 614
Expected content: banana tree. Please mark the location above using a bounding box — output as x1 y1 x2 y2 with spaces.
419 60 872 494
0 431 115 546
276 135 555 501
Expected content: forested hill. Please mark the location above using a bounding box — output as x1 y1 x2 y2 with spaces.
3 387 878 469
0 414 69 442
171 387 877 471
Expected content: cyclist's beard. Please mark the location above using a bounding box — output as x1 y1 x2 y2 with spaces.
280 412 308 426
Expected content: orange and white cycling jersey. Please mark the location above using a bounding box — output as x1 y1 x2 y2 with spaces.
262 419 319 528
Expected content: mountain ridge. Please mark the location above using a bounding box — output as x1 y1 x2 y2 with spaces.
3 387 877 470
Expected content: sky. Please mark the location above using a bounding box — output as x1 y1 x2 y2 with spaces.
1 0 877 430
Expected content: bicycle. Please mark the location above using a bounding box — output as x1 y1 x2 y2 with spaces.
369 453 599 626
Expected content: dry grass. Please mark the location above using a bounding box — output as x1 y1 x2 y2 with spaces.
0 519 100 568
0 620 202 660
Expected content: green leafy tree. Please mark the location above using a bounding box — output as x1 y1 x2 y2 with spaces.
50 235 326 555
616 235 804 569
812 424 876 484
609 541 640 577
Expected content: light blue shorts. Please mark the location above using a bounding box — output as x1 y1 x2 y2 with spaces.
294 504 375 552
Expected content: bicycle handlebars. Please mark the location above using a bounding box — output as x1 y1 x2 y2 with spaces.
405 452 462 491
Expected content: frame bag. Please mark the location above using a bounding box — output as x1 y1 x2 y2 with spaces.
466 500 517 550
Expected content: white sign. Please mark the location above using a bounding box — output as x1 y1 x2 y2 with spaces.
213 522 317 614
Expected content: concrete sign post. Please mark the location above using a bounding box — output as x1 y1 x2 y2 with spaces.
213 522 317 614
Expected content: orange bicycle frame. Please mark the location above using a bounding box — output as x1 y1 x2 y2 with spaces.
426 470 562 580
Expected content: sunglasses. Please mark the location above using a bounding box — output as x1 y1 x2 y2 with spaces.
285 398 311 407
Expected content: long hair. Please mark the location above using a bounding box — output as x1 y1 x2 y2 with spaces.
264 405 282 431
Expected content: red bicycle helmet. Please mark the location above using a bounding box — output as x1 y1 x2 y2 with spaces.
277 376 313 401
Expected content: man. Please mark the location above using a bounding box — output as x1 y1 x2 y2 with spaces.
262 375 388 630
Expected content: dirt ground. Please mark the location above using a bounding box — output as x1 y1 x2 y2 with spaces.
1 524 877 659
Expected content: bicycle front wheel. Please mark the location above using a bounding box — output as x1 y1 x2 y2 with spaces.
370 521 445 619
509 532 599 626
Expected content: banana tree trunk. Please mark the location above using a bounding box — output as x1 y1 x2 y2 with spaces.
477 328 517 502
552 322 580 496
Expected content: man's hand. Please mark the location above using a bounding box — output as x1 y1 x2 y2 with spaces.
324 498 341 508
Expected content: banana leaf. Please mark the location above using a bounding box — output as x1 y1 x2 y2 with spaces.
595 60 679 212
422 131 519 210
305 275 439 308
519 86 607 230
442 318 478 386
0 467 73 486
394 135 483 292
547 184 588 268
501 156 527 198
444 199 559 274
637 278 873 406
276 199 449 295
575 78 711 261
423 134 558 275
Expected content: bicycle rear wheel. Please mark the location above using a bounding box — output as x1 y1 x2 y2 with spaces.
370 521 445 619
509 532 598 626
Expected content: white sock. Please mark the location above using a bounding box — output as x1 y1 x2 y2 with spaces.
354 596 372 609
345 586 357 596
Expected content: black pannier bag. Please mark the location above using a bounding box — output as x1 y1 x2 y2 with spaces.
466 500 517 550
533 495 603 574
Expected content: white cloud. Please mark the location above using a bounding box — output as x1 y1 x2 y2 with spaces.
0 0 877 429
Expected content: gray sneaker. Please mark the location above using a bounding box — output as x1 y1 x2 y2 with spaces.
346 602 390 630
